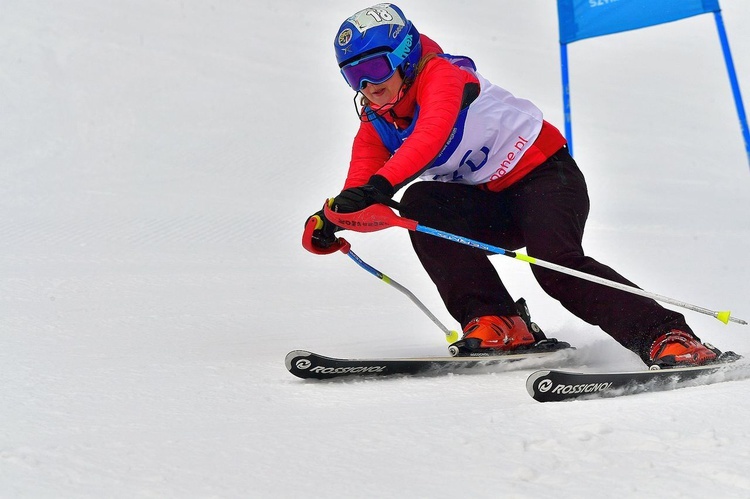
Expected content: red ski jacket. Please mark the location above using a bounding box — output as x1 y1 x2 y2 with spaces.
343 34 566 193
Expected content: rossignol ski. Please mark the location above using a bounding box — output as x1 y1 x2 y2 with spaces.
527 355 747 402
286 343 573 380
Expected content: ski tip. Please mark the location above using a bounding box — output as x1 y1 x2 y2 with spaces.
285 350 312 370
525 370 553 399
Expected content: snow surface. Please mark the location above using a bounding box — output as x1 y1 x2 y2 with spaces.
2 1 749 497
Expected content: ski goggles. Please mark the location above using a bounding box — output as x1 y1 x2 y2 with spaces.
340 52 397 91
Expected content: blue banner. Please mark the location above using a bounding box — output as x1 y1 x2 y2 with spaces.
558 0 721 44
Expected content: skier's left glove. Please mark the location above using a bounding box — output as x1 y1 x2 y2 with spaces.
331 175 395 214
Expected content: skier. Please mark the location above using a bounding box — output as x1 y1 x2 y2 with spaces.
302 3 728 368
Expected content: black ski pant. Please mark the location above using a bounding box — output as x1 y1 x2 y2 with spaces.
399 146 691 361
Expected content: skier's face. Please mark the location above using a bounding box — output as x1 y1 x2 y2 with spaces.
361 71 403 108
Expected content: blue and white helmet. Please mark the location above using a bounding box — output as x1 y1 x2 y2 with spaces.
335 4 422 90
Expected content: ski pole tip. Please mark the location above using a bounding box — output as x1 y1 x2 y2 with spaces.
716 310 747 325
717 311 731 324
445 330 460 343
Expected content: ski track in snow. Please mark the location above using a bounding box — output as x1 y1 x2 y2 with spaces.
2 0 750 497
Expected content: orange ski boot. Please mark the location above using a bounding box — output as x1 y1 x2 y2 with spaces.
648 330 722 369
449 315 536 356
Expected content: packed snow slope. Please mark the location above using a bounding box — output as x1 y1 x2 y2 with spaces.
2 1 749 497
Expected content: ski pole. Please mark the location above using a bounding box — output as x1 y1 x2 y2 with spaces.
336 238 460 343
324 203 747 326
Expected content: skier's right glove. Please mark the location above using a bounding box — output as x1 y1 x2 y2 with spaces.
302 200 347 255
330 175 395 213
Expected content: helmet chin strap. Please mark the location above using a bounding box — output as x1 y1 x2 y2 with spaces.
354 79 409 123
369 85 406 113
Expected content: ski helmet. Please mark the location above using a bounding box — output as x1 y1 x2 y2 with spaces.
335 4 422 91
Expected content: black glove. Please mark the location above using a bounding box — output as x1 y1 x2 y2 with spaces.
331 175 395 214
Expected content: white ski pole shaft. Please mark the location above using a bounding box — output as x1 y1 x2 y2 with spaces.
414 224 747 326
323 204 747 326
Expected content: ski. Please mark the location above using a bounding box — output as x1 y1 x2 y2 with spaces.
526 356 749 402
286 343 574 380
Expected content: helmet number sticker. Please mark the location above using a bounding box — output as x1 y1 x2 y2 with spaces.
347 4 405 32
365 8 393 23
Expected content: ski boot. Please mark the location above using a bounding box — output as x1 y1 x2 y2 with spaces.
648 330 741 370
448 298 570 357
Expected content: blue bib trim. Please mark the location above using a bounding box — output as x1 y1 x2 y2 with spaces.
365 53 477 165
364 106 420 155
